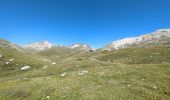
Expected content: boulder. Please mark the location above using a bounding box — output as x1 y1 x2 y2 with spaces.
21 66 30 70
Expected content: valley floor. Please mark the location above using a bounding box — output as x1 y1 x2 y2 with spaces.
0 46 170 100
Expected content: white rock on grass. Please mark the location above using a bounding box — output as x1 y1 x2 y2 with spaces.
5 62 10 65
60 72 66 77
76 65 80 68
52 62 56 65
43 65 48 69
46 96 50 99
22 78 28 80
9 59 14 62
153 86 157 89
78 70 88 75
107 60 111 63
152 52 160 55
21 66 30 70
46 77 51 80
92 58 97 61
150 85 157 89
0 55 2 58
162 62 168 64
56 55 60 57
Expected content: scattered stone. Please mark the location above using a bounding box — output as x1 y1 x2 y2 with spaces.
42 58 51 62
60 72 66 77
22 78 28 80
52 62 56 65
152 52 160 55
9 59 14 62
43 65 48 69
150 56 153 58
153 86 157 89
78 70 88 75
107 60 111 63
5 62 10 65
92 58 97 61
46 96 50 99
21 66 30 70
16 64 18 66
46 77 51 80
0 55 2 58
55 55 60 57
127 85 131 87
162 62 168 64
76 65 80 68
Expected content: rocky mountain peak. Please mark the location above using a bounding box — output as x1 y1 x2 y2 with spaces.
69 43 93 51
23 41 53 51
103 29 170 51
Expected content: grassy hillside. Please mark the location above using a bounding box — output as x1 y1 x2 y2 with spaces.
37 46 94 62
96 45 170 64
0 44 170 100
0 46 52 81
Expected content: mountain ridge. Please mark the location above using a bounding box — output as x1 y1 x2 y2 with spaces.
102 29 170 51
2 28 169 51
23 41 93 51
23 41 53 51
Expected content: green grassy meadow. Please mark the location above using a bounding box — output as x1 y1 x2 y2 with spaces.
0 45 170 100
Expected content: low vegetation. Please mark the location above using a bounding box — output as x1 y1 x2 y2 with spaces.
0 45 170 100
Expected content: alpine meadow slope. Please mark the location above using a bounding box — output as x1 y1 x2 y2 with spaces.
0 29 170 100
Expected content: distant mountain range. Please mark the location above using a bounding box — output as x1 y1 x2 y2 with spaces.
103 29 170 51
0 39 25 52
69 44 92 51
23 41 93 52
1 29 170 52
23 41 53 51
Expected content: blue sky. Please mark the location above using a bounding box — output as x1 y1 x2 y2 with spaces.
0 0 170 48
